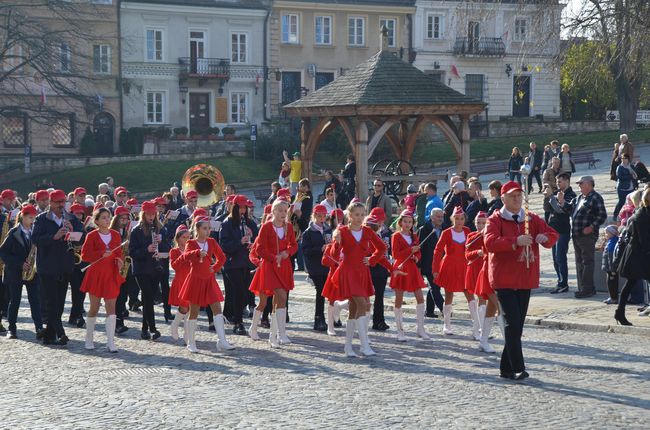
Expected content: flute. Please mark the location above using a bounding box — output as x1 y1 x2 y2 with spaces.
81 241 129 273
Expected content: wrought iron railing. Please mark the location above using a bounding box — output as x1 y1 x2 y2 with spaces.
178 57 230 79
453 37 505 57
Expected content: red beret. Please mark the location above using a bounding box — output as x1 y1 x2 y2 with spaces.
192 208 208 219
369 207 386 222
35 190 49 201
245 199 254 208
49 190 66 202
1 189 16 200
20 204 37 217
73 187 87 196
263 204 272 214
153 197 167 206
185 190 198 199
194 216 210 224
476 211 488 219
331 208 344 221
114 206 130 217
313 204 327 215
276 188 291 201
364 215 379 225
126 198 138 206
501 181 523 195
399 210 414 219
452 206 465 217
176 224 188 235
141 201 157 214
234 194 248 207
114 187 128 196
225 194 236 203
70 203 86 214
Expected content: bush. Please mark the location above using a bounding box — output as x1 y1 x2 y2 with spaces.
120 127 147 155
245 125 300 161
208 126 220 135
173 126 188 136
153 126 171 140
222 127 236 135
79 127 96 155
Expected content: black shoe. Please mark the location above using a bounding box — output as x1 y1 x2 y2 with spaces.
122 310 130 319
129 300 142 312
140 330 151 340
285 313 290 323
372 321 390 331
334 319 343 328
36 328 47 340
614 309 633 326
57 335 69 346
151 330 161 340
116 324 129 335
0 322 6 333
260 319 270 329
208 324 216 332
425 310 438 318
248 305 255 318
500 372 515 380
76 317 86 329
574 290 596 298
164 312 174 323
6 330 17 339
314 316 328 332
43 337 56 345
234 323 247 335
514 371 530 381
550 286 569 294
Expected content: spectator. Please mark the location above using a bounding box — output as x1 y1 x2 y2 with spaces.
366 179 393 228
442 175 461 207
323 171 342 199
615 188 650 326
543 157 561 193
418 207 445 318
550 140 560 157
465 181 488 231
168 186 182 210
487 180 503 215
414 183 428 227
98 182 110 198
507 147 524 184
341 154 356 208
610 142 620 181
541 144 553 172
527 142 544 194
268 182 281 205
558 144 576 176
619 189 643 226
279 161 291 189
283 150 302 195
614 154 637 218
443 181 471 228
421 182 444 223
557 175 608 298
600 225 620 305
105 176 115 197
617 133 635 162
293 178 313 272
547 173 576 294
404 184 419 213
320 188 337 214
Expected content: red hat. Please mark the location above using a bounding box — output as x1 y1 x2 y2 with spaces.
20 204 37 216
501 181 523 195
114 186 128 196
126 198 138 206
225 194 236 203
263 204 272 214
70 203 86 214
245 199 254 208
141 201 157 214
369 207 386 222
176 224 188 235
94 202 106 211
476 211 488 219
192 208 208 218
332 208 344 221
114 206 130 217
313 204 328 215
49 189 66 202
364 215 380 225
35 190 49 201
1 189 16 200
153 197 167 206
73 187 87 196
233 195 248 207
452 206 465 217
350 197 360 204
276 188 291 201
194 216 210 224
399 209 415 219
185 190 198 199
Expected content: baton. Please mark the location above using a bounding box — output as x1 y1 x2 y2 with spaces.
80 240 129 273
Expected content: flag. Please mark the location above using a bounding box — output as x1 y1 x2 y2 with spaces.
40 81 46 106
451 65 461 79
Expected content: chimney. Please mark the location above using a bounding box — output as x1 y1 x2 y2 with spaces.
379 25 388 51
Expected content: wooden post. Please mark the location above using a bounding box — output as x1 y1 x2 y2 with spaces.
356 121 369 201
300 118 312 182
458 115 471 174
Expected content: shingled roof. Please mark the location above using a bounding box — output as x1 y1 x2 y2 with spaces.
284 51 485 113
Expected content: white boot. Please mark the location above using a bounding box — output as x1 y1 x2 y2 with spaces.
105 315 118 353
478 304 486 336
269 313 280 348
84 316 96 350
357 315 376 356
442 304 454 335
468 300 481 341
366 311 373 330
182 312 189 345
248 309 262 341
326 305 336 336
479 317 496 353
333 300 348 322
186 319 198 353
276 308 291 345
394 308 407 342
170 312 184 341
344 318 359 357
416 303 431 340
215 314 235 351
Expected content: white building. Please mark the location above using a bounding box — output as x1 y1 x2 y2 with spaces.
120 0 268 135
413 0 564 120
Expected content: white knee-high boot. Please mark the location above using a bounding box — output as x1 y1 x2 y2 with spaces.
442 304 453 335
468 300 481 340
327 305 336 336
186 319 198 353
276 308 291 345
344 318 359 357
182 312 189 345
479 316 496 353
85 316 96 350
215 314 235 351
416 303 431 340
105 315 118 353
269 312 280 348
248 309 262 341
394 307 407 342
170 312 184 341
333 300 348 322
478 303 486 335
357 315 376 356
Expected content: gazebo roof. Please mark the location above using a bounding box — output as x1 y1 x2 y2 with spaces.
284 50 486 117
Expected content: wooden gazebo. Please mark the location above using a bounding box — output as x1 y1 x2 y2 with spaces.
283 49 486 200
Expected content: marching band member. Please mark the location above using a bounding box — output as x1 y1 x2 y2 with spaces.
35 190 50 214
179 216 233 352
320 240 342 336
110 206 132 334
0 204 43 339
367 207 392 331
32 189 84 345
324 207 347 330
113 187 129 209
129 201 163 341
326 202 386 357
154 196 173 322
169 225 191 342
68 203 89 329
80 208 124 352
1 189 16 213
248 199 297 347
464 211 489 341
176 190 198 227
432 206 473 337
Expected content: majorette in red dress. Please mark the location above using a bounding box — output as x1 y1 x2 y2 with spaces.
432 226 471 293
390 232 425 292
80 229 125 300
169 247 190 308
178 238 226 306
464 231 485 295
249 222 298 297
321 241 342 301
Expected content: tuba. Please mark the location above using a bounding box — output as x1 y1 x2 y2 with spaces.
23 244 37 281
181 164 225 208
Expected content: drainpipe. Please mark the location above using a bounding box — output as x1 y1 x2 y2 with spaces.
263 5 271 121
407 13 414 63
117 0 124 133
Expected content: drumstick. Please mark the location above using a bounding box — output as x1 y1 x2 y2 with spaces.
81 241 128 273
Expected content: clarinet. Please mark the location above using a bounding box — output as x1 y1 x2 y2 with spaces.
152 223 164 272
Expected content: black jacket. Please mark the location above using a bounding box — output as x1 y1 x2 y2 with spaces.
301 223 332 278
418 220 441 276
465 197 488 231
370 226 392 278
219 217 258 270
487 198 503 216
32 211 83 276
548 187 577 235
443 190 471 227
129 224 159 276
529 148 544 171
295 192 313 232
0 226 33 285
619 206 650 280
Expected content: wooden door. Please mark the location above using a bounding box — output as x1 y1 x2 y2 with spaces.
189 93 210 134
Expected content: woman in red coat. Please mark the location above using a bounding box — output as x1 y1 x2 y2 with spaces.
390 210 429 341
328 202 386 357
169 225 191 342
179 216 233 353
249 199 298 348
432 206 473 336
80 208 125 353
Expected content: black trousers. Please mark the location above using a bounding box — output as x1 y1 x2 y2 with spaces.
40 273 70 341
135 274 157 332
311 274 327 319
116 276 135 326
497 289 531 374
425 273 444 315
0 278 8 320
128 275 140 307
68 267 86 322
371 272 388 325
527 170 542 193
617 278 638 314
156 263 171 316
223 268 251 325
7 278 42 332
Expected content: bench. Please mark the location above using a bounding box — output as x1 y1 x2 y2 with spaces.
471 161 509 178
252 189 269 206
572 152 600 169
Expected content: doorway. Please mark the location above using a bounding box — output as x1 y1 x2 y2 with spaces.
190 31 206 74
513 75 531 117
189 93 210 134
93 112 114 155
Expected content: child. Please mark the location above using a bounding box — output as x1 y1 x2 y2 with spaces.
601 225 620 305
403 184 419 214
169 225 191 342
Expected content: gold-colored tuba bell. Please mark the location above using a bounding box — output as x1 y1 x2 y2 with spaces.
181 164 225 208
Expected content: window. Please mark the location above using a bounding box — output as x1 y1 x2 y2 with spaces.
231 32 247 63
146 29 163 62
465 74 484 101
59 43 71 72
230 92 249 124
348 17 365 46
1 114 27 147
281 14 299 44
315 15 332 45
145 91 165 124
426 14 444 39
379 18 396 47
52 115 73 147
515 19 527 42
93 44 111 74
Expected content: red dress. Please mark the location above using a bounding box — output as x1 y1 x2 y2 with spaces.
432 226 471 293
249 222 298 296
474 260 493 300
321 242 342 301
464 231 484 295
178 238 226 306
169 247 190 308
325 226 386 300
80 229 125 300
390 232 425 292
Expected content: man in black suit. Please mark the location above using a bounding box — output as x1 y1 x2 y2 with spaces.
528 142 544 194
418 207 445 318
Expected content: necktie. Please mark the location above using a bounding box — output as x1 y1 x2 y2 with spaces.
511 214 519 224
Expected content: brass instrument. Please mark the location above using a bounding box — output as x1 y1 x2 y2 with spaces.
63 211 83 264
119 224 133 278
23 244 37 281
0 213 9 273
289 191 308 241
181 164 225 208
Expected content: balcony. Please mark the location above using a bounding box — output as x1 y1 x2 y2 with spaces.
178 57 230 84
453 37 505 57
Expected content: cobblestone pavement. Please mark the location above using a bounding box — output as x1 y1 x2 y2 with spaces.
2 292 649 429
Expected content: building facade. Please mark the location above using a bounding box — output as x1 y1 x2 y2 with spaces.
413 0 564 120
120 0 268 136
269 0 416 118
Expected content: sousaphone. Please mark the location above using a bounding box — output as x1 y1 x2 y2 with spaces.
181 164 225 208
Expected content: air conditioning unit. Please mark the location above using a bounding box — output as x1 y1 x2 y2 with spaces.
307 63 317 77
